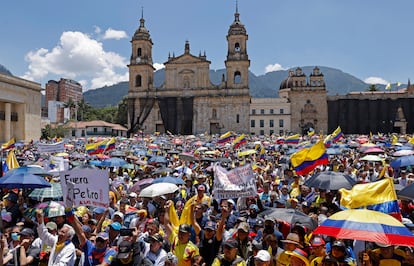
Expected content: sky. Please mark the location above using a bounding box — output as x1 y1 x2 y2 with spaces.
1 1 413 91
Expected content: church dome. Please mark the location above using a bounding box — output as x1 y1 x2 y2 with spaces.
228 12 246 35
132 18 151 41
279 78 294 90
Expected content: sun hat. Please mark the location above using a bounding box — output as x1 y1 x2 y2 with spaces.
281 233 303 248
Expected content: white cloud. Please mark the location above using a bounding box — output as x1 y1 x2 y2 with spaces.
153 63 165 71
22 31 128 91
265 63 288 73
364 76 388 85
103 28 128 40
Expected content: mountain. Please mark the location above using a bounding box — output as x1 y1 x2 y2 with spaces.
84 66 371 107
0 64 12 76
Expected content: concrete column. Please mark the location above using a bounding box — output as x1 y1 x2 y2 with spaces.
4 103 11 141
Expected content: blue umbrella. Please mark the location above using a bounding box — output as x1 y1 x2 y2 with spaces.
390 155 414 169
153 176 185 185
147 155 168 164
326 148 342 155
89 160 103 166
101 158 127 167
0 173 51 189
3 166 50 177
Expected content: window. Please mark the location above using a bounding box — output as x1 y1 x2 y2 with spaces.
137 48 142 57
11 112 18 121
104 128 107 133
279 130 284 135
234 71 241 84
280 109 284 114
260 130 264 135
260 120 264 127
260 109 265 114
270 109 274 114
279 119 284 127
93 128 98 133
251 120 255 128
252 109 256 115
270 130 274 135
236 114 240 123
269 119 274 127
234 42 240 52
135 75 142 87
81 130 85 137
212 109 217 119
72 130 76 137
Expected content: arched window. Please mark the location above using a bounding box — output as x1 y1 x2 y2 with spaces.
137 48 142 57
212 109 217 119
135 75 142 87
234 71 242 84
234 42 240 52
236 114 240 123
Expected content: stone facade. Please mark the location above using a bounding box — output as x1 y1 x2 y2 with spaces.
128 9 251 135
0 73 42 142
250 98 291 136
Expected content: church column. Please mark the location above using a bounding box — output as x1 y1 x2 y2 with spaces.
4 103 11 141
176 97 183 134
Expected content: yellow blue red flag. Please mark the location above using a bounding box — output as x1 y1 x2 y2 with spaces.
1 138 15 150
290 141 328 175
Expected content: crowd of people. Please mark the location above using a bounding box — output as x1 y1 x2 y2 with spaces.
1 133 414 266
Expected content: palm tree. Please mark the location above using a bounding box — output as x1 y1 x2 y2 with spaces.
63 98 77 121
368 84 378 91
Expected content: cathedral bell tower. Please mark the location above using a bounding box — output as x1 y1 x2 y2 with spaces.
225 4 250 88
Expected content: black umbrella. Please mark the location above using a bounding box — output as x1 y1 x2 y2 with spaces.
397 183 414 201
304 171 356 190
259 207 317 230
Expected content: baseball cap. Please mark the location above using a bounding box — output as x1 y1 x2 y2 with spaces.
227 199 235 206
19 228 34 237
332 240 346 249
46 222 58 231
93 207 105 215
82 225 92 233
255 219 264 228
178 224 191 233
148 233 164 243
249 204 259 212
254 250 271 262
109 222 122 231
128 192 137 198
112 211 124 220
205 220 216 230
237 222 250 233
223 238 238 249
311 236 326 247
117 240 133 259
97 232 109 241
197 184 206 191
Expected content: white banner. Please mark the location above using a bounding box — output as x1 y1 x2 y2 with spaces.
65 181 75 208
37 142 65 153
60 168 109 208
213 164 257 200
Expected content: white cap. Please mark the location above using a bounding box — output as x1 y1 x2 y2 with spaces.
129 192 137 198
113 211 124 220
254 250 271 262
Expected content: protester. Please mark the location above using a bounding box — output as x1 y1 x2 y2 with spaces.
212 238 246 266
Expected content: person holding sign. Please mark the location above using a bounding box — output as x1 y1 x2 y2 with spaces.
35 209 76 265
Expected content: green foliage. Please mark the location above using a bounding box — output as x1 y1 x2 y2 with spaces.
41 124 69 139
368 84 378 91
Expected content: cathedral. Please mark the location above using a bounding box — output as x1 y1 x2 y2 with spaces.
127 8 250 135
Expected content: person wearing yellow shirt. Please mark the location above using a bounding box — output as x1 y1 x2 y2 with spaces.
168 224 199 266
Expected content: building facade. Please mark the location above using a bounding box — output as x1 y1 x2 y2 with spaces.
0 73 42 142
250 98 291 136
45 78 83 123
65 120 127 138
128 9 251 135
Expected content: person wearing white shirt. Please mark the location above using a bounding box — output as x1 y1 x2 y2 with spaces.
36 210 76 266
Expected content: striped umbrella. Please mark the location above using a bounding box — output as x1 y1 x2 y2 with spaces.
313 209 414 247
29 183 63 201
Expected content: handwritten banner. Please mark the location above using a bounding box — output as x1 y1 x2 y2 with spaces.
60 168 109 208
213 164 257 200
37 142 65 153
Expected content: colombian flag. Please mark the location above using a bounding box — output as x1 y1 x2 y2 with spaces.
291 141 329 175
232 134 247 149
105 137 116 152
1 138 15 150
217 131 234 144
284 134 300 144
85 140 107 155
339 178 401 221
331 126 344 143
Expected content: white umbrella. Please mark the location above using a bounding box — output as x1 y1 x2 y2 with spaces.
138 183 179 198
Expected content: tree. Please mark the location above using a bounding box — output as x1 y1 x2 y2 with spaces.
368 84 378 91
76 99 92 121
63 98 77 120
115 97 128 126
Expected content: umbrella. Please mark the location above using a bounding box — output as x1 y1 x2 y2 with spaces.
362 147 385 154
0 173 51 189
153 167 173 175
35 201 65 218
138 183 179 197
147 155 168 164
101 157 127 167
153 176 185 185
121 163 135 170
3 166 50 177
131 178 154 192
178 153 197 162
313 209 414 247
326 148 342 155
390 155 414 169
392 150 414 157
304 171 356 190
259 207 317 230
110 150 127 157
397 183 414 200
359 155 383 162
89 160 103 166
28 183 63 201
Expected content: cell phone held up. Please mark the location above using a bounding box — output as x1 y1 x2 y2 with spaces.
119 228 133 236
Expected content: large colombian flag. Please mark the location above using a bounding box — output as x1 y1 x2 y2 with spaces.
339 178 401 221
290 140 329 175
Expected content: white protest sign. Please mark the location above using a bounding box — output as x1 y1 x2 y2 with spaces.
213 164 257 200
65 181 75 208
60 168 109 208
37 142 65 153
